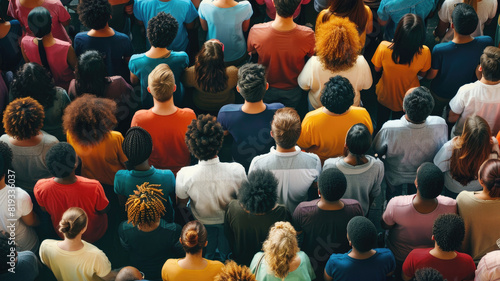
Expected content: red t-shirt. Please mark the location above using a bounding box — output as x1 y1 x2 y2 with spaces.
131 107 196 175
402 248 476 281
34 176 109 243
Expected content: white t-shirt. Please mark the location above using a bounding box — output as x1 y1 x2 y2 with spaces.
438 0 497 42
0 186 38 252
449 80 500 137
298 55 372 109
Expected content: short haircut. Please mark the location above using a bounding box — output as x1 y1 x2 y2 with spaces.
414 268 444 281
147 12 178 48
433 214 465 252
347 216 377 252
319 168 347 202
403 86 434 123
271 108 301 149
238 169 278 214
148 64 176 102
3 97 45 140
0 232 13 272
0 142 13 182
274 0 301 18
320 76 354 114
46 143 77 178
452 3 478 36
77 0 111 30
346 123 371 155
214 261 256 281
186 114 224 160
237 63 267 103
416 163 444 199
116 266 143 281
122 127 153 169
480 46 500 82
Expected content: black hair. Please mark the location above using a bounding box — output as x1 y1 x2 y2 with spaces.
320 76 354 114
238 170 278 214
403 86 434 123
452 3 478 36
274 0 302 18
77 0 111 30
433 214 465 252
414 268 444 281
347 216 376 252
10 62 57 108
46 142 77 178
346 123 371 155
75 50 110 98
237 63 267 103
390 13 425 65
147 12 178 48
0 142 13 182
417 163 444 199
319 168 347 202
27 7 52 73
122 127 153 169
185 114 224 161
0 232 13 273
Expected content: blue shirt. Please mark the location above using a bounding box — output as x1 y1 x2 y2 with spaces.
325 248 396 281
133 0 198 51
74 30 134 80
114 166 176 222
217 103 284 170
198 1 253 62
0 251 39 281
430 36 493 100
0 20 23 72
128 51 189 108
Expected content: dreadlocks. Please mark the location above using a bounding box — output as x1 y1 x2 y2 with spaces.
125 182 167 227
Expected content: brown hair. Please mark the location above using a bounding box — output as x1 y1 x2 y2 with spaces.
480 46 500 82
3 97 45 140
181 221 207 254
262 222 299 279
214 261 256 281
479 159 500 197
59 207 88 239
320 0 368 34
271 108 301 149
195 40 228 93
125 182 168 227
450 116 493 185
148 64 176 102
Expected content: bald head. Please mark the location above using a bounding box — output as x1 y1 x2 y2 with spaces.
116 266 143 281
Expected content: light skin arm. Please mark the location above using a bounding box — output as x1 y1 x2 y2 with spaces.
21 210 39 227
426 68 439 80
448 110 461 123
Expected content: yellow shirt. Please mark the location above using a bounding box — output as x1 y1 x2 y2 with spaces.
371 41 431 111
162 258 224 281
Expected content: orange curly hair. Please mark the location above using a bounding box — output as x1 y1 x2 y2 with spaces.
315 16 361 72
3 97 45 140
214 261 256 281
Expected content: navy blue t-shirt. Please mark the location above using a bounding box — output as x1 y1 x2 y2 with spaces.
430 36 493 100
0 20 23 72
217 103 284 170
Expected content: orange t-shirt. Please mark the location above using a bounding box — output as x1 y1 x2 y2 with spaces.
497 131 500 145
161 259 223 281
372 41 431 112
131 108 196 175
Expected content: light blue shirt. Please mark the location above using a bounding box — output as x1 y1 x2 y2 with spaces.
198 0 253 61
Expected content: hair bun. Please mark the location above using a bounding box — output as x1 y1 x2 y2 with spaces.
185 230 199 247
59 220 71 233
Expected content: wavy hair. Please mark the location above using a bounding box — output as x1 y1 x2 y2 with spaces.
195 40 228 93
262 222 299 279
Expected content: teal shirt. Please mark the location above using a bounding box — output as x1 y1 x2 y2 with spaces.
250 251 316 281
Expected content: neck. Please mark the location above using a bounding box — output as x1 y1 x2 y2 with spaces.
40 33 56 45
59 235 84 251
134 161 151 171
88 25 114 37
152 98 177 115
272 15 296 31
138 221 160 232
413 192 438 214
476 188 495 200
344 153 368 166
275 145 296 153
452 32 474 44
146 47 171 59
430 244 457 260
241 100 266 114
322 107 348 116
317 199 344 210
184 251 205 263
404 115 424 124
348 248 376 260
53 173 78 185
480 77 500 85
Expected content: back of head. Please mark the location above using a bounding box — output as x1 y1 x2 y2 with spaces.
315 17 361 72
75 50 108 97
186 114 224 160
480 46 500 82
237 63 267 103
238 169 278 214
46 142 77 178
181 221 208 254
347 216 377 252
319 168 347 202
214 261 256 281
195 40 228 93
148 63 176 102
0 142 13 183
479 159 500 197
271 108 301 149
416 163 444 199
262 221 298 279
324 0 367 30
3 97 45 140
414 268 444 281
391 13 425 65
433 214 465 252
77 0 111 30
320 75 354 114
123 127 153 169
125 182 167 227
147 12 178 48
452 3 479 35
346 123 371 155
116 266 143 281
11 62 56 108
59 207 88 239
28 7 52 38
403 86 434 123
274 0 301 18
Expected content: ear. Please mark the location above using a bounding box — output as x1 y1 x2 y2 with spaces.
205 241 208 247
173 84 177 93
414 177 418 188
431 235 435 241
236 85 240 93
147 86 151 93
478 65 483 72
450 22 454 30
265 82 269 91
270 130 274 138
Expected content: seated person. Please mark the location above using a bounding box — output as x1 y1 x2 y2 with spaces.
324 216 396 281
0 231 39 281
115 266 146 281
475 249 500 281
402 214 475 281
214 261 256 281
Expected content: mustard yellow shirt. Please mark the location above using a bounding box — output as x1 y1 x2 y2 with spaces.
161 258 224 281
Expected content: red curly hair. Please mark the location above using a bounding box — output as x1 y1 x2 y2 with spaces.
3 97 45 140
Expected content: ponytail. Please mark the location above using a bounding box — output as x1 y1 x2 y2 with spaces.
28 7 53 74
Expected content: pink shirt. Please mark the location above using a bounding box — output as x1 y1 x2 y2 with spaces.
8 0 71 43
256 0 311 19
383 195 457 262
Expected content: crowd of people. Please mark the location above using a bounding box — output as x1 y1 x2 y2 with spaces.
0 0 500 279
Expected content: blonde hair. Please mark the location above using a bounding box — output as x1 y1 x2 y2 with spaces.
59 207 88 239
125 182 167 227
262 221 299 279
148 63 175 102
214 261 256 281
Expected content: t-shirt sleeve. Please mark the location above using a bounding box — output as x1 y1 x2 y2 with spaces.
433 142 451 172
95 183 110 212
382 198 396 226
431 45 443 70
372 130 388 156
370 162 383 199
33 183 45 208
324 256 336 279
296 118 314 150
297 59 312 90
301 253 316 279
198 3 207 20
185 1 199 23
128 57 139 76
133 1 144 22
17 188 33 217
247 28 257 53
438 0 451 23
123 37 134 57
401 251 416 279
93 250 112 278
243 2 253 20
56 2 71 23
175 171 189 199
377 1 389 21
448 88 466 114
306 31 315 57
217 109 229 130
115 133 128 166
292 206 303 232
167 171 176 197
421 47 432 72
371 43 384 69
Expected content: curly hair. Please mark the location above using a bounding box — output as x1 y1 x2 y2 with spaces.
181 221 208 254
271 108 301 150
320 75 354 114
0 142 13 182
10 63 57 108
347 216 377 252
238 169 278 214
195 40 228 93
3 97 45 140
237 63 267 103
125 182 168 227
46 142 77 178
75 50 110 98
147 12 178 48
262 221 299 279
77 0 111 30
185 114 224 160
403 87 434 123
319 168 347 202
414 268 444 281
416 163 444 199
315 17 361 72
62 94 117 146
214 261 256 281
433 214 465 252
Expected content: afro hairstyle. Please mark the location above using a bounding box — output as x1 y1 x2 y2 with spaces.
185 114 224 161
46 142 77 178
3 97 45 140
319 168 347 202
147 12 178 48
403 87 434 123
320 75 354 114
122 127 153 169
77 0 111 30
433 214 465 252
238 169 278 214
416 162 444 199
347 216 377 252
0 141 13 182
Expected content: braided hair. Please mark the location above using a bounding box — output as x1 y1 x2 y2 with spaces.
28 7 52 74
125 182 167 227
122 127 153 170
